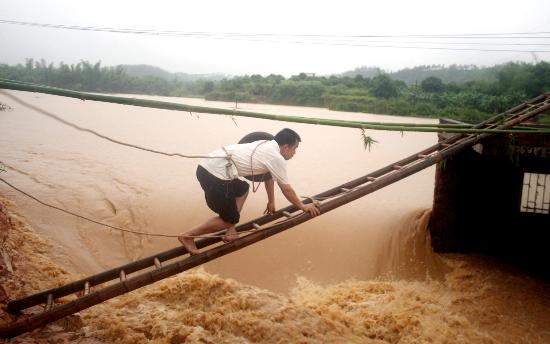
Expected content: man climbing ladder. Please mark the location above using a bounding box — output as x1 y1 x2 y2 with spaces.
178 128 320 254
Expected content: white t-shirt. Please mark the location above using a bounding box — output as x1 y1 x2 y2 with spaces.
199 140 289 184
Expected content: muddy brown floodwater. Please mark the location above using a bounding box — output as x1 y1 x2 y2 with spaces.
0 90 548 343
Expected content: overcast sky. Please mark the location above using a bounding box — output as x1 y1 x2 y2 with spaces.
1 0 550 77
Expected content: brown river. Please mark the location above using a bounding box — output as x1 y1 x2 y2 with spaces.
0 90 549 343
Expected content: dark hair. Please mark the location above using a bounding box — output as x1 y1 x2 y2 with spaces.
274 128 301 146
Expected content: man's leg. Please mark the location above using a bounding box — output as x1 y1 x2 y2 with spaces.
223 190 249 242
236 189 249 212
178 216 235 254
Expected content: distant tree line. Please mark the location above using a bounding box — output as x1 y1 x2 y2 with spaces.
0 59 195 95
343 64 501 85
192 62 550 122
1 59 549 122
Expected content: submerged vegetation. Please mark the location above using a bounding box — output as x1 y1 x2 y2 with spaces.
1 59 549 122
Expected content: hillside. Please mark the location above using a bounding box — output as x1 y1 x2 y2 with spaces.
120 64 227 81
343 64 501 85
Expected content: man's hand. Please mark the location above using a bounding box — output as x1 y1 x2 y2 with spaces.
264 201 276 215
278 182 321 217
302 203 321 217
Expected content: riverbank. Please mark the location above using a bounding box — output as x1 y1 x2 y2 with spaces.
0 198 102 342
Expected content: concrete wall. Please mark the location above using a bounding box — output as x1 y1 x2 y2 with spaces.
429 132 550 278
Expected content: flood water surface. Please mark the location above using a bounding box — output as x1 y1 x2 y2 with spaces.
0 90 438 288
0 90 548 343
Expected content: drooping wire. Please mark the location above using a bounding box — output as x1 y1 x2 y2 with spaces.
0 90 226 159
0 174 266 239
0 175 179 238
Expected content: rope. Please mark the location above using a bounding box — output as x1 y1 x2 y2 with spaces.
0 176 181 238
0 90 227 159
299 185 360 203
250 140 269 193
300 195 332 205
221 147 238 179
0 174 269 239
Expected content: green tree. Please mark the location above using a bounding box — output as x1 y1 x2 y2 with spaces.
371 74 399 98
202 81 215 93
421 76 444 93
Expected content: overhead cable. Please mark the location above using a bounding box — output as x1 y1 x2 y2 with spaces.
1 19 550 53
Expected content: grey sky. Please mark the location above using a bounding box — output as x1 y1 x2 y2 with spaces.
1 0 549 77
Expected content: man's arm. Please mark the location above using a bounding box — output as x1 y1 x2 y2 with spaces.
278 182 320 217
264 178 276 214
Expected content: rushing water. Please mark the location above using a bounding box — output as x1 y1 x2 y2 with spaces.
1 90 548 343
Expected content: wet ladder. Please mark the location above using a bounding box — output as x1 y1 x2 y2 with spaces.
1 92 549 338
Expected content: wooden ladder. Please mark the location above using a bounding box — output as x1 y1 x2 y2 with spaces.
1 92 549 339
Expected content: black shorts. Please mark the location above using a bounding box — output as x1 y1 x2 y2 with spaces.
196 165 249 224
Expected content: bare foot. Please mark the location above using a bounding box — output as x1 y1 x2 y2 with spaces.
178 235 199 255
222 227 239 243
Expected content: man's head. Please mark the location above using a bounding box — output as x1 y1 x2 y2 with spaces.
274 128 301 160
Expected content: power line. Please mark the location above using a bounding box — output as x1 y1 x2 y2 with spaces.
1 19 550 53
268 40 550 53
303 38 550 47
2 19 550 39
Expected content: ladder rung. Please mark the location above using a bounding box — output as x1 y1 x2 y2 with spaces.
367 176 377 182
340 187 351 193
393 165 403 170
282 211 292 218
45 294 53 312
119 270 126 282
252 223 262 230
418 154 428 159
154 257 162 269
84 281 90 295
